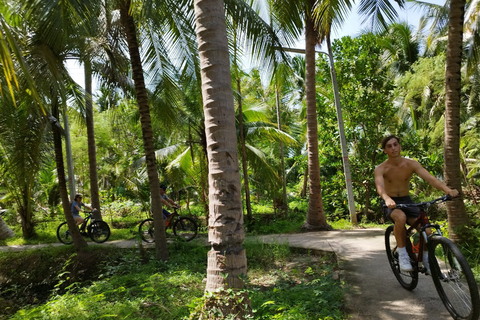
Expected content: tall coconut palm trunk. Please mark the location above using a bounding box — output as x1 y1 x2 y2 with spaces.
303 12 328 230
193 0 249 315
119 0 169 260
84 60 102 220
444 0 469 243
51 101 88 251
236 78 253 223
275 83 288 215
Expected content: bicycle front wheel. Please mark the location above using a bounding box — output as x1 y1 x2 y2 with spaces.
56 222 73 245
428 236 480 320
385 225 418 290
173 217 197 242
88 221 111 243
139 219 155 243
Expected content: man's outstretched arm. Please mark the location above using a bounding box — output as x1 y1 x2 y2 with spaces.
413 161 459 197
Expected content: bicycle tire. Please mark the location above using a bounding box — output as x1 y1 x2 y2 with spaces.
56 222 73 245
173 217 197 242
428 235 480 320
88 221 111 243
385 225 418 290
139 218 155 243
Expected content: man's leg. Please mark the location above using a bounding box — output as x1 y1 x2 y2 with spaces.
408 216 431 274
391 209 407 247
391 209 413 272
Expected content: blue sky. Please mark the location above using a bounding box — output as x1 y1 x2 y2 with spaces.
332 0 445 40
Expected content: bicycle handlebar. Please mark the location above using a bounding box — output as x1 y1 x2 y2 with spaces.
383 194 453 209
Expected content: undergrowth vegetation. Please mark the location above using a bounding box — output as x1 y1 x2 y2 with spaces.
0 240 345 320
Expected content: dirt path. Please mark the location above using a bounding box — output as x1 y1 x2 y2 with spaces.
256 229 453 320
0 229 462 319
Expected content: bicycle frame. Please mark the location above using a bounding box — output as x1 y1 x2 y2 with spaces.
79 212 93 230
405 210 442 268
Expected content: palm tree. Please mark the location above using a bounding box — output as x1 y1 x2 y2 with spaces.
119 0 169 260
193 0 248 314
0 93 49 238
444 0 469 242
408 0 470 241
379 22 421 75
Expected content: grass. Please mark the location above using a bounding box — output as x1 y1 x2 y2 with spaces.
0 241 346 320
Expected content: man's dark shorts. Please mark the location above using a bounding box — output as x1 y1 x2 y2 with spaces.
382 196 420 222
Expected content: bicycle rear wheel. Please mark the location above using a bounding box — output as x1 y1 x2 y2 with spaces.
56 222 73 245
88 221 111 243
173 217 197 242
385 225 418 290
428 236 480 320
139 218 155 243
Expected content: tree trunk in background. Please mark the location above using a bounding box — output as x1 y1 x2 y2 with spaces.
275 83 288 215
63 113 76 201
194 0 249 315
52 100 87 251
301 165 308 198
444 0 469 243
84 60 102 220
236 78 253 223
120 0 169 260
303 10 329 230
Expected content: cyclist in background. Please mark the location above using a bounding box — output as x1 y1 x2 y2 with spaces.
374 135 458 273
71 194 96 226
159 185 179 221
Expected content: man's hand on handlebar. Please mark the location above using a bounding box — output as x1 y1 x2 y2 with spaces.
446 189 459 198
385 197 397 209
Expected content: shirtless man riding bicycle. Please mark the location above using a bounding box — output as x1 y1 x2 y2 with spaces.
374 135 458 272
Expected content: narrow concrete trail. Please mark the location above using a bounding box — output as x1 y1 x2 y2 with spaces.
255 229 453 320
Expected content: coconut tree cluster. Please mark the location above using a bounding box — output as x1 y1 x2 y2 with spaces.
1 0 479 316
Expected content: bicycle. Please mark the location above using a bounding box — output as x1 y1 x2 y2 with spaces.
384 195 480 320
138 207 197 242
57 211 111 244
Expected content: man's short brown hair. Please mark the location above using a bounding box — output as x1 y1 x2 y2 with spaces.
381 135 400 149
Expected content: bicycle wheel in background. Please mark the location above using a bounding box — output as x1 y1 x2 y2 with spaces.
428 236 480 320
88 221 111 243
139 218 155 243
173 217 197 242
56 222 73 245
385 225 419 290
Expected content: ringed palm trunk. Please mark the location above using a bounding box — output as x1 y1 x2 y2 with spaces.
84 60 102 220
52 100 88 251
303 12 328 230
275 82 288 215
120 0 169 260
444 0 469 243
194 0 249 314
236 78 253 223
